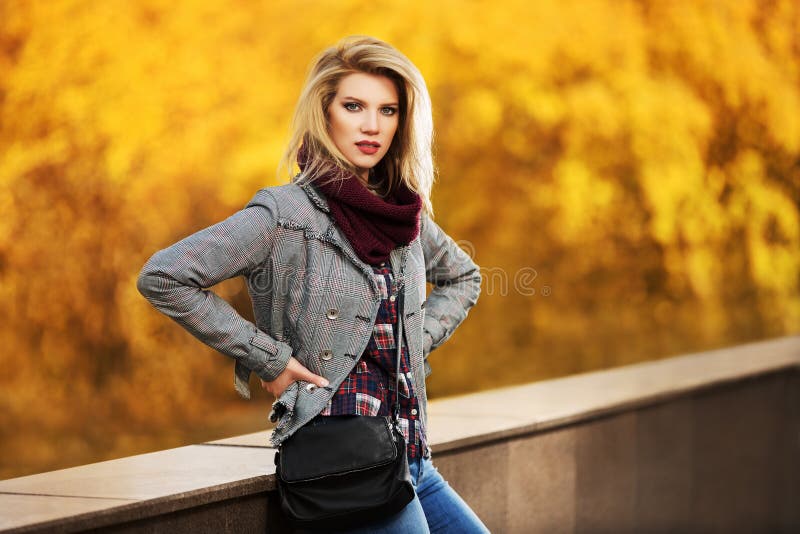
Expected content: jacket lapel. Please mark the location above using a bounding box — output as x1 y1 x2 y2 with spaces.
299 182 411 297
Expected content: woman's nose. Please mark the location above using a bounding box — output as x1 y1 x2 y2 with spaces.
360 112 379 134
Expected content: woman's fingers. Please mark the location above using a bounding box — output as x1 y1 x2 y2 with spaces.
258 358 329 397
286 356 329 387
259 376 288 397
295 367 329 387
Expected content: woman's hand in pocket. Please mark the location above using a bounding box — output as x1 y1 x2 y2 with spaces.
259 356 329 397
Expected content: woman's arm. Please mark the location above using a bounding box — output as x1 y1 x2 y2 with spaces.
419 213 482 358
136 192 320 397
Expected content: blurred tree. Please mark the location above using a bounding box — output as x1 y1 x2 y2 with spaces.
0 0 797 478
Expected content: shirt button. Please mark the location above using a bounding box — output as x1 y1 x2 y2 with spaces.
326 308 339 319
410 409 418 415
319 349 333 361
389 294 396 302
380 262 386 267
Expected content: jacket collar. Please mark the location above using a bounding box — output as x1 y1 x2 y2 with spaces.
299 181 330 213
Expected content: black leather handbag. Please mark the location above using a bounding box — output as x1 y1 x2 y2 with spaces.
274 288 415 531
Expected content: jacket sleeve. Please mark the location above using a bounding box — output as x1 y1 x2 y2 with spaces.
136 190 292 399
419 212 482 358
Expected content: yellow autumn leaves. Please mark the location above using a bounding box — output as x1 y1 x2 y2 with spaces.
0 0 798 478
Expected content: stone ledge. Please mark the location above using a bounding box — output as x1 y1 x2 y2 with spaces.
426 334 800 452
1 335 797 532
0 446 274 533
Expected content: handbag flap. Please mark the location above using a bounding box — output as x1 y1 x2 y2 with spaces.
278 415 399 482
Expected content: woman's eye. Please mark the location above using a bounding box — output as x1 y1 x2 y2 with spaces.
381 107 398 116
344 102 360 111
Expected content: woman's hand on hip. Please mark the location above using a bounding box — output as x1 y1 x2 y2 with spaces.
259 356 329 397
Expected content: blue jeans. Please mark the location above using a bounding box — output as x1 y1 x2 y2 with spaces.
329 454 490 534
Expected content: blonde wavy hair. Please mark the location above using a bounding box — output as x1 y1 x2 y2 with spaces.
278 35 435 217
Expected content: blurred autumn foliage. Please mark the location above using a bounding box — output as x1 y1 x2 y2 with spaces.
1 0 798 479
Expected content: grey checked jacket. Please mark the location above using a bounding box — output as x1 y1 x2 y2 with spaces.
137 180 482 448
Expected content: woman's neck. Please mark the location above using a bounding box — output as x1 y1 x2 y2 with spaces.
361 170 385 198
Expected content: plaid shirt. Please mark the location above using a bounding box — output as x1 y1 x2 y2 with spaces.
319 262 426 460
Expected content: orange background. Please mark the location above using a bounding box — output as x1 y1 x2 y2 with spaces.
1 0 798 479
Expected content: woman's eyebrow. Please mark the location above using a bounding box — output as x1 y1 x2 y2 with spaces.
342 96 399 106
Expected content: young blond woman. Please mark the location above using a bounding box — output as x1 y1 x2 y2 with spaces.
138 35 487 533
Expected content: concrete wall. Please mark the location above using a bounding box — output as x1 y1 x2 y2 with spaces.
435 370 798 533
1 336 798 533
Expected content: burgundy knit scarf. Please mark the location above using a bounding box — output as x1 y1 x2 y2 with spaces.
297 143 422 265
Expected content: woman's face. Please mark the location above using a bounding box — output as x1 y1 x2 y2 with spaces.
327 71 400 182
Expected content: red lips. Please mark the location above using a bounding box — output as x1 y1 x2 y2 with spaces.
355 140 380 155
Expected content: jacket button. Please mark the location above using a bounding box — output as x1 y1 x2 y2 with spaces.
389 294 396 302
411 408 418 415
326 308 339 319
306 383 317 392
320 349 333 361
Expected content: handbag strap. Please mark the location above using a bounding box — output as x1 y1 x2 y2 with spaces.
391 284 404 424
